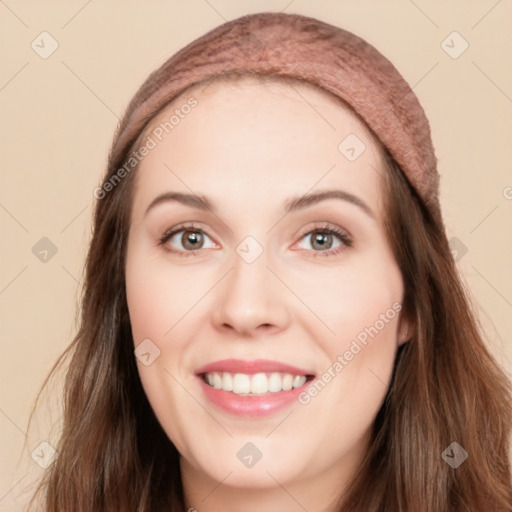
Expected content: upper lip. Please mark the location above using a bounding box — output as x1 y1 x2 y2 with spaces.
195 358 315 376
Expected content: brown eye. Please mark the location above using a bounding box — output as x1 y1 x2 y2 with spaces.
180 230 204 250
309 231 335 251
295 225 352 258
159 225 217 256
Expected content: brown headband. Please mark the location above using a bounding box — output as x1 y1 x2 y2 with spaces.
112 12 440 213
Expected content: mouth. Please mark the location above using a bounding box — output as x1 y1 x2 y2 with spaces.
200 371 315 395
194 359 316 417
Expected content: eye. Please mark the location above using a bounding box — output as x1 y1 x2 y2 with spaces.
158 223 217 257
158 222 352 258
295 224 352 258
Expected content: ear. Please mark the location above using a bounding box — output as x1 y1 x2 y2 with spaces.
398 313 414 346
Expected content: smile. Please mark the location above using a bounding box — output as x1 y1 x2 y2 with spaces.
195 359 316 417
202 371 312 395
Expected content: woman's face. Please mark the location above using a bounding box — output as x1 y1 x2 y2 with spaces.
125 77 409 504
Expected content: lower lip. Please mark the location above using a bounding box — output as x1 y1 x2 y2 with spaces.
197 376 311 417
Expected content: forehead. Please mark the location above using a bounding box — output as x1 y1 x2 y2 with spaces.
131 75 386 222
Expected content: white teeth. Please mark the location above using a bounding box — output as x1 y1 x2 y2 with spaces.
268 372 283 392
293 375 307 388
203 371 309 394
250 373 268 394
233 373 251 394
222 372 233 391
282 373 294 391
212 372 222 389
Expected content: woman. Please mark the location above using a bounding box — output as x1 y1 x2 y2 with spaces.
27 12 512 511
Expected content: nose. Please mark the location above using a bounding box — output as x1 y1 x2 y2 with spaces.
212 249 291 338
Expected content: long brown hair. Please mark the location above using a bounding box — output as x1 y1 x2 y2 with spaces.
25 17 511 512
336 149 512 511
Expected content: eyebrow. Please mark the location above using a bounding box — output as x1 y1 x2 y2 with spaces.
144 189 375 220
285 189 375 219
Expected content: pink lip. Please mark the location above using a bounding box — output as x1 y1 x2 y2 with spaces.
195 358 314 376
195 359 315 418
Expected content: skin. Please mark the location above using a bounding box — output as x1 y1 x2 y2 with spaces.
125 77 411 512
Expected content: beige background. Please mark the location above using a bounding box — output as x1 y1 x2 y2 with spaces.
1 0 511 508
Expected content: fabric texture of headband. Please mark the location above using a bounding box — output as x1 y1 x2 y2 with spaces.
113 12 441 215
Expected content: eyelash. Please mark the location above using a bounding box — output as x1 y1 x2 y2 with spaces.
158 222 353 258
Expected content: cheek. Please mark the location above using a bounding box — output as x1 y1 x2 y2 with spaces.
125 248 206 343
125 250 200 453
323 262 402 391
125 267 169 343
303 256 403 409
304 258 402 348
